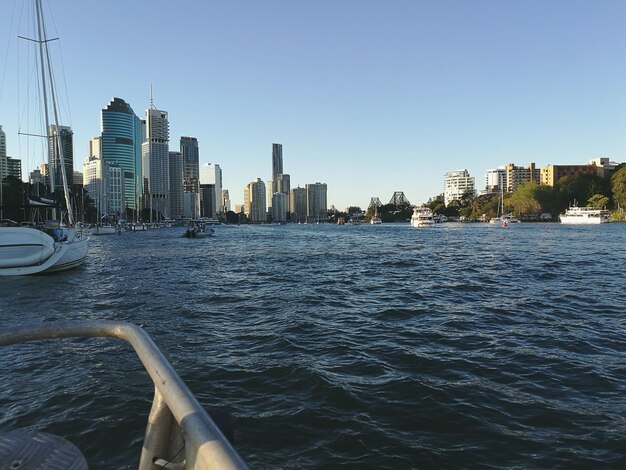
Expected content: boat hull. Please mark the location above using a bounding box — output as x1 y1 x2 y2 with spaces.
0 228 55 268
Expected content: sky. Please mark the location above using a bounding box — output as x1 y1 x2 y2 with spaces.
1 0 626 209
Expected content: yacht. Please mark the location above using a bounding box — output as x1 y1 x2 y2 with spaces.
560 206 611 224
411 207 435 227
0 0 88 276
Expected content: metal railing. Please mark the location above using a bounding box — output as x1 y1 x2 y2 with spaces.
0 321 248 470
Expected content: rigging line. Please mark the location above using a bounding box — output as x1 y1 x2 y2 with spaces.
46 0 72 127
0 0 19 108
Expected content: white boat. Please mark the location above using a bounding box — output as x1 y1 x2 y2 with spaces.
433 214 447 223
370 207 382 224
560 206 611 224
411 207 434 227
0 1 88 276
90 224 117 236
183 222 215 238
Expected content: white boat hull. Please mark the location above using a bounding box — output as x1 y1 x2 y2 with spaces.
90 225 117 235
0 228 88 276
0 228 55 268
560 206 611 224
560 216 610 224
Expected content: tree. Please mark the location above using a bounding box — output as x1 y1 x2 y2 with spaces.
611 166 626 209
587 194 609 209
508 182 542 215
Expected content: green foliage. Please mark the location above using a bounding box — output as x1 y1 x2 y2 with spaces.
611 166 626 209
587 194 609 209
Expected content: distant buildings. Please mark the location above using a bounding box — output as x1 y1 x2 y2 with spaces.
444 169 475 205
48 125 74 191
483 167 506 195
0 125 6 180
244 178 266 223
169 151 184 218
200 163 223 215
272 192 287 223
290 187 307 223
305 182 327 222
181 136 199 193
82 153 125 218
142 107 170 218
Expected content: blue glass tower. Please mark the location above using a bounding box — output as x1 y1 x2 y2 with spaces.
101 98 142 212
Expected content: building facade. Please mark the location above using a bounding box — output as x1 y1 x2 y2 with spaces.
169 151 184 218
200 163 222 215
290 187 307 223
245 178 266 223
540 164 597 187
48 125 74 191
272 143 283 193
101 98 142 212
200 184 216 218
505 163 539 192
305 182 327 222
483 167 506 195
222 189 231 212
444 169 475 205
272 192 287 223
181 136 199 193
6 157 21 180
0 125 6 180
142 108 170 218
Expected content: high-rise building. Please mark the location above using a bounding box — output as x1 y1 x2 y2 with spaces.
83 155 125 218
142 108 170 218
184 191 201 219
272 143 283 187
505 163 539 192
200 163 222 214
444 169 475 205
0 125 7 180
169 151 184 218
266 179 273 210
48 125 73 191
245 178 266 223
272 192 287 223
222 189 231 212
306 182 327 222
73 170 83 185
101 98 142 211
200 184 216 218
483 167 506 195
290 187 307 223
276 174 290 219
181 137 199 193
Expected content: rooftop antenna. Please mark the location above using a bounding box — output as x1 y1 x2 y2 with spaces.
149 84 156 109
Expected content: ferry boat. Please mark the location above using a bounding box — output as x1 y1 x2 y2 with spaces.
410 207 434 227
560 206 611 224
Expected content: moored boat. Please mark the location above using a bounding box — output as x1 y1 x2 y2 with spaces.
560 206 611 224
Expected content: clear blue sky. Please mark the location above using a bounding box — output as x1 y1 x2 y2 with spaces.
1 0 625 209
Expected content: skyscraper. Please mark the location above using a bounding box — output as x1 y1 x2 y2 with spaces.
306 182 327 222
0 125 6 180
444 169 475 205
48 125 73 191
245 178 266 223
169 151 184 218
272 192 287 223
101 98 142 212
181 137 199 193
272 143 283 185
142 108 170 218
290 187 307 223
200 163 222 215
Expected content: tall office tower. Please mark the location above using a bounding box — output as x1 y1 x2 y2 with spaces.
272 143 283 186
200 184 216 218
272 192 287 223
73 171 83 185
39 163 49 186
266 180 273 210
48 125 74 191
181 137 199 193
504 163 539 192
290 187 306 223
6 158 21 180
276 174 290 219
484 167 506 195
83 155 124 218
183 191 200 219
200 163 222 214
222 189 231 212
305 183 327 222
30 169 45 185
142 108 170 218
245 178 266 223
169 151 184 218
0 125 6 180
444 169 475 205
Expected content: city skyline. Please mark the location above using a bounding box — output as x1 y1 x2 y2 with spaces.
1 0 626 209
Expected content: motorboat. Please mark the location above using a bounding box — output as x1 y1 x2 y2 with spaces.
183 222 215 238
411 207 434 227
560 206 611 224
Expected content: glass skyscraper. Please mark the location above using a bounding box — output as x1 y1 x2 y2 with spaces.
181 136 199 193
101 98 142 211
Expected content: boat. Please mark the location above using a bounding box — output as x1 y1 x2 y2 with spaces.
433 214 447 223
0 0 88 276
410 206 434 227
90 223 117 236
0 320 247 468
560 205 611 224
370 207 382 224
183 221 215 238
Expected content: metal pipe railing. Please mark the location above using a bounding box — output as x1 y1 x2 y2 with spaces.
0 320 248 470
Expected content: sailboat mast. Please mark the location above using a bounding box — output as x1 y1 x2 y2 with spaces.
34 0 55 219
36 0 75 225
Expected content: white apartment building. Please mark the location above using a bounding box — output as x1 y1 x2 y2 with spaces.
444 169 475 205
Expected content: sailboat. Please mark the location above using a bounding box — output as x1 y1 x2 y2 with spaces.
489 186 520 226
370 206 382 224
0 0 88 276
